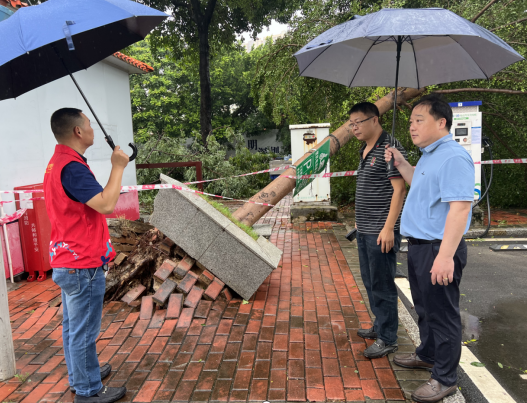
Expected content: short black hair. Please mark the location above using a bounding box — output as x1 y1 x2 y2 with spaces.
50 108 84 140
348 102 380 118
413 94 453 131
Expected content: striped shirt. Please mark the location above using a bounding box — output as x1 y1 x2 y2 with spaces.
355 131 408 235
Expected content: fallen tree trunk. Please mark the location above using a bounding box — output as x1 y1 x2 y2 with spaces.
232 87 426 226
105 229 165 302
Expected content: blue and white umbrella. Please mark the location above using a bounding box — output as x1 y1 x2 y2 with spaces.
0 0 168 160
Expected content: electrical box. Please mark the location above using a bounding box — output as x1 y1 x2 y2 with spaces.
290 123 331 202
449 101 482 200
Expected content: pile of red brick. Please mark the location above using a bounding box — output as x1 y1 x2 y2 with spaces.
117 236 235 327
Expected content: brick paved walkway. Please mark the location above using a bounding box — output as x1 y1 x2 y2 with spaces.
2 197 409 402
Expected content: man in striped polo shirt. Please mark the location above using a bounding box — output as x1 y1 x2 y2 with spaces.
350 102 407 358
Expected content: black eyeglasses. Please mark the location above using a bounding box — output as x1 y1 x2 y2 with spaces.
349 116 374 128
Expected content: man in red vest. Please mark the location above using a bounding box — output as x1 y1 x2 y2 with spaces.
44 108 129 403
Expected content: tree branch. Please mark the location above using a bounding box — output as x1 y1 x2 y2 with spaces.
490 17 527 32
471 0 499 23
171 1 190 8
482 122 520 158
145 132 165 162
272 64 297 105
434 88 527 95
508 41 527 46
255 44 302 75
203 0 218 26
188 0 203 26
497 0 515 14
484 108 523 135
482 110 527 195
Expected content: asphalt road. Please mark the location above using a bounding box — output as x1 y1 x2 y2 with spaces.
397 239 527 403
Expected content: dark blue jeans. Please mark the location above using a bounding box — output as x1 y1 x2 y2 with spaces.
52 267 105 397
408 240 467 387
357 231 400 345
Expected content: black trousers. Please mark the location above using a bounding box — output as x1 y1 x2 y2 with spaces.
407 239 467 386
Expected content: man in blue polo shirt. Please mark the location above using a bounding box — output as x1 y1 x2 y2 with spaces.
385 94 474 403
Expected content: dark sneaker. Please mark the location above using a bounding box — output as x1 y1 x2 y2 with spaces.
363 338 398 359
411 378 457 402
394 353 434 370
357 326 377 340
71 364 112 394
74 386 126 403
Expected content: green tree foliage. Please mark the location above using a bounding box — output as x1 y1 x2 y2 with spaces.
125 41 283 212
252 0 527 207
126 40 278 142
136 0 303 145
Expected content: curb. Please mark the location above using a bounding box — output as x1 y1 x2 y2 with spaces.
466 227 527 238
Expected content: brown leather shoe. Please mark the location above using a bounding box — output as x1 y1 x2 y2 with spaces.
411 378 457 402
393 353 434 370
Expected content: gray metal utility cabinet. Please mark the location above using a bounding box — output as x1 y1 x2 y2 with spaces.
150 174 282 300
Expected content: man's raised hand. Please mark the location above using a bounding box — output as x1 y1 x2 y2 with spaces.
111 145 129 169
384 144 405 167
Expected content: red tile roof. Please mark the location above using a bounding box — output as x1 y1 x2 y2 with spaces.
3 0 28 8
113 52 154 73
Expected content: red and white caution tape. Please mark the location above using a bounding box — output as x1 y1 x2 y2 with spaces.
0 197 45 205
478 158 527 165
121 184 275 206
1 158 527 199
0 209 27 225
183 165 295 185
0 189 44 194
278 171 359 179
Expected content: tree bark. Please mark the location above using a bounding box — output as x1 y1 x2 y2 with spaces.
232 87 426 226
198 27 213 146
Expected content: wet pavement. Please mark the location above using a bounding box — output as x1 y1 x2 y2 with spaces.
2 198 415 403
397 240 527 403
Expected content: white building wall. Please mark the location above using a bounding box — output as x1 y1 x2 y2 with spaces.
0 60 137 214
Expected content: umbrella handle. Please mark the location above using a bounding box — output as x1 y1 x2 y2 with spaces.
128 143 138 162
101 135 137 162
105 135 137 162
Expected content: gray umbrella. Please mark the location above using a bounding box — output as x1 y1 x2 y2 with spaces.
293 7 524 166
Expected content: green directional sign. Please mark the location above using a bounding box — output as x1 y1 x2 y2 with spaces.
294 140 330 197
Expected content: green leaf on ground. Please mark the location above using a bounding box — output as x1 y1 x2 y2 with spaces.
498 362 503 368
242 300 249 305
397 262 402 265
471 362 485 367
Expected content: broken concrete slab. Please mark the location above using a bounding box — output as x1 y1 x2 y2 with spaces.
150 174 283 300
290 202 338 223
253 224 272 239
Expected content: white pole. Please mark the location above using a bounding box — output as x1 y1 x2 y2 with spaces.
0 230 16 381
0 196 14 283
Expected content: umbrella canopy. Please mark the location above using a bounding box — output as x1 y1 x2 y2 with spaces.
0 0 167 100
294 8 524 89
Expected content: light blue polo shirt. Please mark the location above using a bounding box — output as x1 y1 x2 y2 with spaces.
401 135 475 240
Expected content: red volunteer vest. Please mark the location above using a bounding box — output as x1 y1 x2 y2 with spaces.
43 145 115 268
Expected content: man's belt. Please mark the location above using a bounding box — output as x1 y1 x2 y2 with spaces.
407 237 442 246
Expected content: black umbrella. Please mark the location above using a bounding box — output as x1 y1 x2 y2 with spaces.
294 8 524 169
